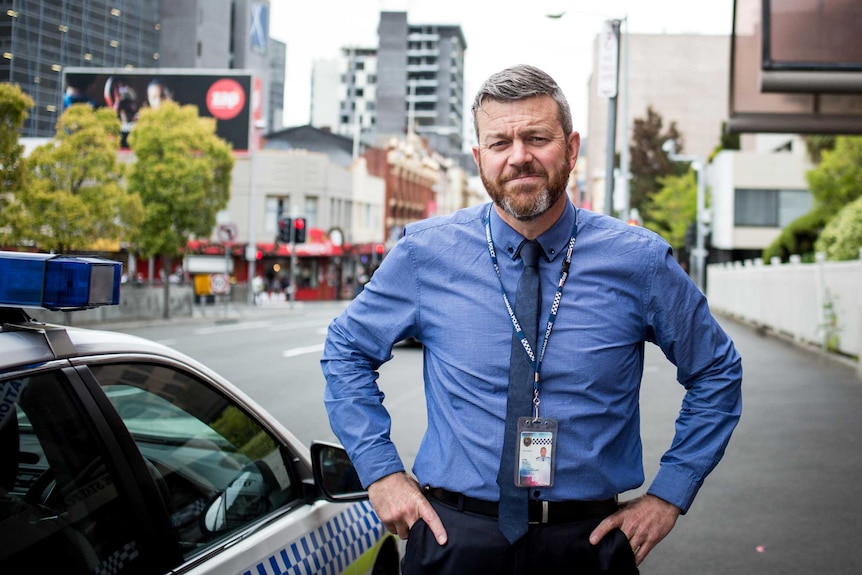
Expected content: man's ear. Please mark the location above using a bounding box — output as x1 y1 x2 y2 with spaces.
568 131 581 165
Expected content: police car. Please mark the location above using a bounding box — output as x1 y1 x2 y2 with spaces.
0 251 399 574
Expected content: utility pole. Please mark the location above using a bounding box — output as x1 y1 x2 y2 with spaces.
598 19 622 216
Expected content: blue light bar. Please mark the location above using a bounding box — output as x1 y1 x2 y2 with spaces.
0 251 122 311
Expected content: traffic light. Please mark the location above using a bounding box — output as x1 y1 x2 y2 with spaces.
293 217 307 243
278 217 292 243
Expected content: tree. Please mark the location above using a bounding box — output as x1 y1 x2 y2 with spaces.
127 100 234 318
643 170 697 251
628 106 686 222
5 103 142 252
762 208 831 263
763 136 862 263
815 195 862 260
0 84 34 244
802 134 836 164
805 136 862 216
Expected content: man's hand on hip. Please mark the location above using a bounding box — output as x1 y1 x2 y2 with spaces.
589 494 680 566
367 472 448 545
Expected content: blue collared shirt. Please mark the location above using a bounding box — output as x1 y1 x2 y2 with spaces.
322 201 742 512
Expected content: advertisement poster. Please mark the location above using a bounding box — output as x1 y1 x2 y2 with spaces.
62 68 253 152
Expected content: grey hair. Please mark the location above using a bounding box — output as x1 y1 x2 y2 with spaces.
471 64 573 143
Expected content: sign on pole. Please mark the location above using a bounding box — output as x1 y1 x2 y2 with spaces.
597 20 620 99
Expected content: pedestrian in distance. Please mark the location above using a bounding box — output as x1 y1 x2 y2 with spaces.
321 64 743 574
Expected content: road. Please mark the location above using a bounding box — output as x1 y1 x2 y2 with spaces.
113 303 862 574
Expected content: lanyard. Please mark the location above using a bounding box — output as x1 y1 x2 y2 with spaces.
485 205 579 418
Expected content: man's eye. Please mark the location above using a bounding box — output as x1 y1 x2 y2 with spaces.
489 141 508 149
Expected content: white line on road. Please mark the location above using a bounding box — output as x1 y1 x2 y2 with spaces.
282 343 326 358
194 321 273 335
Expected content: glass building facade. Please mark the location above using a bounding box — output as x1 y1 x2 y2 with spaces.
0 0 160 137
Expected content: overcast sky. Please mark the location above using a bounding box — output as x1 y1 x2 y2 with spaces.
269 0 734 138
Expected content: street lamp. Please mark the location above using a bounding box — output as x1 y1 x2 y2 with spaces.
662 140 708 292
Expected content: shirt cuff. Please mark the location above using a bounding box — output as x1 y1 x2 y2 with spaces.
646 465 703 514
353 443 406 489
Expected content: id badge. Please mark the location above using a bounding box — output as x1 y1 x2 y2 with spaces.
515 417 557 488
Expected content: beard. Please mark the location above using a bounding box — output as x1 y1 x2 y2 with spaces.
480 157 572 222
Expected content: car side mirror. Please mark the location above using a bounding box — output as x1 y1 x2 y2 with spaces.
310 441 367 502
201 461 272 534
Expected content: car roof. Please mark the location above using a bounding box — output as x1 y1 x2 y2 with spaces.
0 317 312 468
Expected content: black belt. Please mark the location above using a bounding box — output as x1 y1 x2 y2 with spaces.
426 487 618 525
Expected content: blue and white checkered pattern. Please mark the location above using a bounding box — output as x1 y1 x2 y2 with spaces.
242 501 385 575
93 541 139 575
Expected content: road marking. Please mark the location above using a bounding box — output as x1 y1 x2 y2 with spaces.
282 343 325 358
194 320 272 335
269 319 333 332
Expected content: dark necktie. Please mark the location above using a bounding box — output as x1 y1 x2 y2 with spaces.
497 239 541 544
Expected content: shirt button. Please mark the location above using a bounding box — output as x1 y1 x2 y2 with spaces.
533 490 541 498
549 248 556 255
507 246 514 254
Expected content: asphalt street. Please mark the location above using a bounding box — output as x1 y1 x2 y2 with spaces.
637 316 862 575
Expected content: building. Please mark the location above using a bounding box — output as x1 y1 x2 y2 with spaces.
311 11 468 162
1 0 284 137
707 134 814 264
155 0 283 132
586 33 731 214
0 0 161 137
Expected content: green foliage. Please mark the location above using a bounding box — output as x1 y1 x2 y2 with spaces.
643 170 697 250
762 208 831 263
628 106 686 223
127 100 233 260
0 84 34 244
764 136 862 263
815 195 862 261
6 103 142 252
803 134 836 164
805 136 862 216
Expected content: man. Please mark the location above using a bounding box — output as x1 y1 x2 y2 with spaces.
322 65 742 574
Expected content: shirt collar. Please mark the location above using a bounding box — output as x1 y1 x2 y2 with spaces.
488 200 577 263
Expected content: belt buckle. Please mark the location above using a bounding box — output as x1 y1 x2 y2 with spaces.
528 500 550 525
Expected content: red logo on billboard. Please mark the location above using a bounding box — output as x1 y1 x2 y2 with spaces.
206 78 246 120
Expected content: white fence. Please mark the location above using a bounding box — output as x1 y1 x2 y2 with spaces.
707 252 861 377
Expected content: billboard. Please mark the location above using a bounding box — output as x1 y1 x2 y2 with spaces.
61 68 255 152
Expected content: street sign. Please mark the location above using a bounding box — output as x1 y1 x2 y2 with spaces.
597 20 620 99
209 273 230 294
217 223 238 244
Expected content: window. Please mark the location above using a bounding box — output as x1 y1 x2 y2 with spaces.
89 363 299 561
734 188 812 227
1 372 150 573
265 196 289 235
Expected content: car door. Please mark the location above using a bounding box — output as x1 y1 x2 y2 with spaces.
0 363 179 574
82 358 317 572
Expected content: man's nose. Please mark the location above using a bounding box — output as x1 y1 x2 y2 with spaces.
509 139 534 166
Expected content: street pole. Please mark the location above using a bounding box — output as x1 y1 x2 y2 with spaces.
600 19 622 217
619 16 630 221
246 147 258 305
695 161 707 291
663 140 708 293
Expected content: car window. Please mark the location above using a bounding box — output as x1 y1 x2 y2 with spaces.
0 371 151 573
88 363 300 560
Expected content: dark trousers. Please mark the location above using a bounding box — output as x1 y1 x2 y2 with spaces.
402 499 638 575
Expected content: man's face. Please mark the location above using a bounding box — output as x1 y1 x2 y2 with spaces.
540 447 547 457
472 95 579 222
